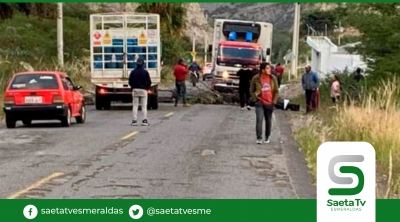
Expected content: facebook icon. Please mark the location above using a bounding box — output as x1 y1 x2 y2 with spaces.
23 205 38 219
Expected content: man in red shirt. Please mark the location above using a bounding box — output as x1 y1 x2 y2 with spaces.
274 63 284 88
250 62 279 144
173 58 190 107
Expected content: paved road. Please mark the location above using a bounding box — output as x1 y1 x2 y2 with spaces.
0 103 315 199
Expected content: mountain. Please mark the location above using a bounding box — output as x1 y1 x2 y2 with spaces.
199 3 339 31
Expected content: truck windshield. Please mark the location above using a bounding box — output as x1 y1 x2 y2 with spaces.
217 47 260 67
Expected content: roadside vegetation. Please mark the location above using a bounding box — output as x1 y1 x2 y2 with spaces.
291 3 400 198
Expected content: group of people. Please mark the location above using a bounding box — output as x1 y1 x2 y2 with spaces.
304 66 365 110
127 58 201 126
127 56 364 145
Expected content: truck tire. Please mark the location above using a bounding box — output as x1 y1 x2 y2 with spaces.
103 99 111 110
151 94 158 110
95 96 103 110
147 94 158 110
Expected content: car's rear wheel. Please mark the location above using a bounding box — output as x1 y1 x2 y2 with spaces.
5 117 16 129
22 120 32 126
61 106 72 127
75 104 86 124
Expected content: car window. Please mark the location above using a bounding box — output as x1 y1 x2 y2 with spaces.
66 77 75 88
9 73 59 90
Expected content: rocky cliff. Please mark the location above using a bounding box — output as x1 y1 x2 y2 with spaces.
85 3 213 45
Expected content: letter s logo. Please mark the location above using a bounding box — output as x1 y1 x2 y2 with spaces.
328 155 364 196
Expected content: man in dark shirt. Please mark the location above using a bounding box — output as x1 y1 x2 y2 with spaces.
237 68 254 110
129 58 152 126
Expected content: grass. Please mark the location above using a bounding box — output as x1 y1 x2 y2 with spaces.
293 75 400 198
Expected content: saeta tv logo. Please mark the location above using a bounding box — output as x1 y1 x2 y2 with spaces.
328 155 364 196
317 142 376 222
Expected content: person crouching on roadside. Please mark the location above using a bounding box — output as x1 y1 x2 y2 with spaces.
330 74 341 103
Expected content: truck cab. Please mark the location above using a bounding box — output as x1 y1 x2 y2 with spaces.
209 19 273 92
213 41 262 89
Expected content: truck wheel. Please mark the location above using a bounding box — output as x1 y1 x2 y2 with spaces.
95 95 103 110
147 94 158 110
6 117 16 129
103 99 111 110
151 95 158 110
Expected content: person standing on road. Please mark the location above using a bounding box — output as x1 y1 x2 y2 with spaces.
301 65 320 113
129 58 152 126
250 62 279 145
173 58 190 107
237 68 253 111
274 63 284 88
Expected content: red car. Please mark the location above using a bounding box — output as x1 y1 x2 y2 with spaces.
202 62 213 81
2 71 86 128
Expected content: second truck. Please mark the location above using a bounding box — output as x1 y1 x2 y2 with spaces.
208 19 274 93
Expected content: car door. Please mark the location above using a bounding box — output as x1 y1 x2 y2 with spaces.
60 76 75 112
66 77 82 115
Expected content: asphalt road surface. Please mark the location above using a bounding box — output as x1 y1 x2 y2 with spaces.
0 103 315 199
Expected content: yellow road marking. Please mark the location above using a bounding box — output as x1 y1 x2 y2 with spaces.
164 112 174 117
121 131 139 140
8 172 64 199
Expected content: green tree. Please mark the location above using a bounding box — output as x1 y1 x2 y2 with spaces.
272 30 291 63
136 3 189 65
348 3 400 81
136 3 186 37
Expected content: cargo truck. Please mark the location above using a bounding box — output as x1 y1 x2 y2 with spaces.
208 19 273 92
90 13 161 110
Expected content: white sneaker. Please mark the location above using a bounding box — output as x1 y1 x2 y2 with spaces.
247 106 251 111
241 107 245 111
256 139 262 144
264 138 270 144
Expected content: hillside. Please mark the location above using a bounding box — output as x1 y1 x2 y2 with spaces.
200 3 338 31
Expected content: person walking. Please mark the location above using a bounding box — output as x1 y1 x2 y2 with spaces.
330 74 341 103
250 62 279 144
301 65 320 113
173 58 190 107
274 63 284 88
129 58 152 126
237 68 253 110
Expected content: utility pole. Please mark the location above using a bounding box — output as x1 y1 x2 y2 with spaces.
57 3 64 67
192 31 196 62
204 14 208 63
291 3 301 79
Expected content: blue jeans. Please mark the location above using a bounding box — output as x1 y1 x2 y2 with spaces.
175 81 187 104
255 102 274 140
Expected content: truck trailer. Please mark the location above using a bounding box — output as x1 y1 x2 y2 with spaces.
90 13 161 110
